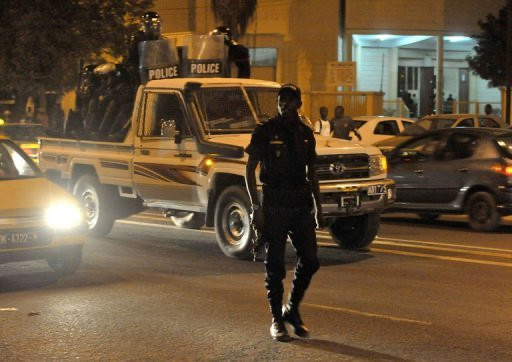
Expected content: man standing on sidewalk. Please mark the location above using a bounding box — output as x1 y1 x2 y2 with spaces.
245 84 324 342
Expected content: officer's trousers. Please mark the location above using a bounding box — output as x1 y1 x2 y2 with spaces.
262 206 320 320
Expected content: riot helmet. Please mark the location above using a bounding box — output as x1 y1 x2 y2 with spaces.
210 26 234 46
141 11 161 40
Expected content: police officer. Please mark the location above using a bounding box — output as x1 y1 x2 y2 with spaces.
245 84 324 342
211 26 250 78
125 11 162 85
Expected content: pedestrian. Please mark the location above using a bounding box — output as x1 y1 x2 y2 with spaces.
314 106 331 137
245 83 324 342
484 104 493 116
331 105 361 141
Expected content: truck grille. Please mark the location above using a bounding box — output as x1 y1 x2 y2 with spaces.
316 154 369 181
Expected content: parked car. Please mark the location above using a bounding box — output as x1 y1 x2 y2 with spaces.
385 128 512 231
0 136 85 275
374 113 509 154
348 116 415 145
0 123 48 163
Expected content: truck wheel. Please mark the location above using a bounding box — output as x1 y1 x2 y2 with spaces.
466 192 501 232
47 244 83 276
73 174 115 237
214 185 253 260
329 213 380 249
171 212 205 229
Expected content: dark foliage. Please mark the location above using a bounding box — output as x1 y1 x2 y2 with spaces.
211 0 257 38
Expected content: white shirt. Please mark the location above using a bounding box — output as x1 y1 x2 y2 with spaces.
315 119 331 137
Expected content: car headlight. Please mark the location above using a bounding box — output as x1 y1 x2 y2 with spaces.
45 203 83 230
369 154 387 177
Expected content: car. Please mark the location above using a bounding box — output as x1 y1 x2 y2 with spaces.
0 136 85 275
374 113 509 154
385 128 512 231
0 123 48 163
348 116 415 145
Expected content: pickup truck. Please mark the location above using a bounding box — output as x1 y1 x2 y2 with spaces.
39 77 395 259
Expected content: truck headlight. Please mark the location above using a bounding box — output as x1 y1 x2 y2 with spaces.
369 154 387 177
45 203 83 230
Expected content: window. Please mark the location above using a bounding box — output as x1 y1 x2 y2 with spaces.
140 92 190 137
395 134 442 162
440 133 479 160
352 120 367 130
374 120 399 135
0 141 40 179
456 118 474 127
248 48 277 67
479 117 500 128
245 87 279 122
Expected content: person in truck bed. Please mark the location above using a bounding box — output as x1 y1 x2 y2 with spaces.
245 84 324 342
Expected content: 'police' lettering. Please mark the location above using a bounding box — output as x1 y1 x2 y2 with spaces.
148 66 179 80
190 62 221 74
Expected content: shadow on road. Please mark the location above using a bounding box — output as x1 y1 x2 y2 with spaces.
293 338 407 361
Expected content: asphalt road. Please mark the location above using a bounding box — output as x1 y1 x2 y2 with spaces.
1 212 512 361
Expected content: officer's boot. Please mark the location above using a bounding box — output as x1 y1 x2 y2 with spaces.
282 272 313 337
267 282 290 342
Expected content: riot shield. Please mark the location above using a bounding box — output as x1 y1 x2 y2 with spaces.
181 34 229 78
138 38 180 84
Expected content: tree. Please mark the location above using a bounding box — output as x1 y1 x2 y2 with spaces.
0 0 153 119
467 3 512 124
211 0 257 38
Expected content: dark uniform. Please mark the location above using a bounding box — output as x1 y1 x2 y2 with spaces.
245 103 320 340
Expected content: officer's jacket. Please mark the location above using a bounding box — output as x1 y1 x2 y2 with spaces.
246 115 316 189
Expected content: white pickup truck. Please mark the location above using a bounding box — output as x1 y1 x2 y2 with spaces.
39 77 395 259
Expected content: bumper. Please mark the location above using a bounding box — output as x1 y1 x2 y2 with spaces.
0 232 85 264
320 178 396 217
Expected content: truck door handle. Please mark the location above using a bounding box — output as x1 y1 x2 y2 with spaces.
141 149 150 155
457 168 468 173
414 169 424 174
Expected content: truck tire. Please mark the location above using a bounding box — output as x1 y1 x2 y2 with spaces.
214 185 253 260
47 244 83 276
329 213 380 249
466 191 501 232
171 212 205 229
73 174 115 237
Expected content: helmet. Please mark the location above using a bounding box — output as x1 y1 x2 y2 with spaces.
210 26 234 45
141 11 161 39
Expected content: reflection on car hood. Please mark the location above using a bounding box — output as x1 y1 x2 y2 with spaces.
0 177 76 218
374 135 413 147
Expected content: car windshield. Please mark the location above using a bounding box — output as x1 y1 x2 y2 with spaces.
0 124 47 142
401 117 456 136
496 135 512 158
352 120 367 129
0 140 42 180
192 86 279 134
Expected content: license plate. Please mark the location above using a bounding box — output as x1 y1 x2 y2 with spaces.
0 231 39 246
368 184 387 195
338 195 360 208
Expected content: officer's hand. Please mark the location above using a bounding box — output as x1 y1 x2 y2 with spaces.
252 208 264 233
315 209 325 230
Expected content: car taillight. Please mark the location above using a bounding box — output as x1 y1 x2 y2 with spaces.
491 164 512 176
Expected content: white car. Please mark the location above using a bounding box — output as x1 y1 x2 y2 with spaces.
349 116 415 145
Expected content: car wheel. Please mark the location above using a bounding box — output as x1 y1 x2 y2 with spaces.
418 213 440 221
73 174 115 236
214 185 253 259
466 192 501 232
329 213 380 249
170 212 205 229
47 244 83 276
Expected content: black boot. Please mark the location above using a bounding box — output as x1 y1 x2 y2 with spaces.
270 317 291 342
282 304 309 338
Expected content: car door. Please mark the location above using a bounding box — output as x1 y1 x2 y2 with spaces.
387 133 443 205
424 131 480 206
132 90 202 209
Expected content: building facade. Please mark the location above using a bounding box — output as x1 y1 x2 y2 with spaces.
154 0 507 117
